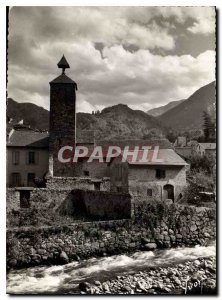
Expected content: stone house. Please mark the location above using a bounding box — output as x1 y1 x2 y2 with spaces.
110 147 188 202
191 142 216 157
7 125 49 187
174 136 192 159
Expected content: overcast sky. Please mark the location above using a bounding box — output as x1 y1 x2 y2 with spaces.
8 6 215 113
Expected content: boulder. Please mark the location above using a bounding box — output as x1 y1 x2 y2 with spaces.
141 237 150 244
190 225 197 232
144 243 157 250
170 235 176 242
37 248 47 255
204 232 210 238
79 282 91 291
9 258 17 267
176 234 183 239
59 251 69 264
156 234 164 240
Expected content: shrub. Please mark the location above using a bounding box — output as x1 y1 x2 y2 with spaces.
182 170 214 205
186 153 215 175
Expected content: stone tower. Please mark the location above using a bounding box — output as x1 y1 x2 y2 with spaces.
49 55 78 177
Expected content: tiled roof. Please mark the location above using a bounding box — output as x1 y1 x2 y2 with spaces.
199 143 216 150
97 139 173 149
7 129 49 148
112 149 188 166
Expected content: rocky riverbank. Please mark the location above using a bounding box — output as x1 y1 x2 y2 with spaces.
7 203 216 269
78 256 216 295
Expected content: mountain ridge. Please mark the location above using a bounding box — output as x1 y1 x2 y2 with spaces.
158 81 216 131
147 99 185 117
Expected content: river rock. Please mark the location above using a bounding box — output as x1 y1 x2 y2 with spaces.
156 234 164 240
174 278 181 286
37 248 47 255
141 237 150 244
59 251 69 264
204 232 210 238
194 259 200 266
170 235 176 242
176 234 182 239
163 241 171 248
190 225 197 232
79 281 91 291
9 258 17 267
144 243 157 250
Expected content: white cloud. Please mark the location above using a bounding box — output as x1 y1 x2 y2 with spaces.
7 7 216 113
8 38 215 112
186 7 215 34
158 7 215 35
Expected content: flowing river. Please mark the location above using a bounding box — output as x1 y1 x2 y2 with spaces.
7 242 216 294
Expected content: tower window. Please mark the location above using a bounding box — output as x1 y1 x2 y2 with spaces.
84 170 89 176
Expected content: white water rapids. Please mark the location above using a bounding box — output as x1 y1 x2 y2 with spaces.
7 242 215 294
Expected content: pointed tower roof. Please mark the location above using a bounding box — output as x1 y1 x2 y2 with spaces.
50 74 76 84
50 55 77 88
57 55 70 70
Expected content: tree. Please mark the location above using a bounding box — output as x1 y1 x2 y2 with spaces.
203 111 215 142
186 153 215 175
143 128 163 139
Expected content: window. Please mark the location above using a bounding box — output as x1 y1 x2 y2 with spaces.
156 169 166 179
116 187 123 193
27 173 35 186
147 189 152 197
27 151 38 164
11 173 21 186
12 151 19 165
84 170 89 176
28 152 36 164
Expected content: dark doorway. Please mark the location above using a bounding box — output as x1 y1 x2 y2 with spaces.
163 184 174 202
94 182 101 191
20 190 31 208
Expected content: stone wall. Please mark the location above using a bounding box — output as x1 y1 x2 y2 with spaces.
128 165 186 184
7 183 129 221
73 160 110 179
46 176 110 191
6 189 20 212
71 189 132 220
7 204 216 269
